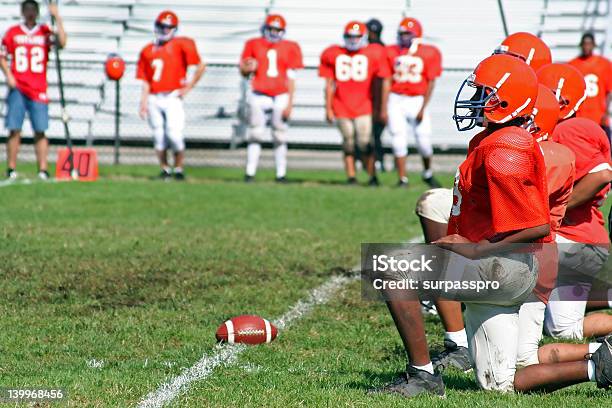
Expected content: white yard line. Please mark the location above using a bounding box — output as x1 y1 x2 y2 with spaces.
136 235 422 408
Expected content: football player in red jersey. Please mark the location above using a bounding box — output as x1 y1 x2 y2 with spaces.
0 0 66 180
137 10 206 180
569 32 612 140
386 17 442 188
373 54 552 397
239 14 303 183
319 21 391 186
537 63 612 341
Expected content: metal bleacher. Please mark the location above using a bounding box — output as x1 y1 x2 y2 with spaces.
0 0 608 153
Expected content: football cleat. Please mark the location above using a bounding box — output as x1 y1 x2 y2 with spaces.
37 170 50 181
347 177 358 185
431 340 473 373
591 334 612 389
244 174 255 183
368 176 380 187
423 175 441 188
275 176 287 184
159 169 172 181
397 177 409 188
369 365 445 398
173 171 185 181
6 168 17 180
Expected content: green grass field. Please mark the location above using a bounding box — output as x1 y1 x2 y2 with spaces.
0 165 609 407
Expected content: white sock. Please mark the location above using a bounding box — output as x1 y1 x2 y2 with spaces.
608 289 612 308
246 143 261 177
162 166 171 174
412 362 434 375
445 329 468 348
588 360 596 382
422 169 433 179
173 167 183 173
589 343 602 354
274 143 287 178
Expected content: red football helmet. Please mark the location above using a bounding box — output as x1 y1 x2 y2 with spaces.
262 14 286 43
155 10 178 43
495 32 552 72
454 54 538 131
105 54 125 81
397 17 422 48
524 84 560 141
537 63 586 120
343 21 367 51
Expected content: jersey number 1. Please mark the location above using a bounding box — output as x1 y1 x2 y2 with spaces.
266 49 278 78
15 46 44 73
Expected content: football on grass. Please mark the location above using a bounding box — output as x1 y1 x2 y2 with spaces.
216 315 278 345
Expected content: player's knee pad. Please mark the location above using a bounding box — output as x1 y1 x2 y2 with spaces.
415 188 453 223
391 134 408 157
167 130 185 152
152 129 167 151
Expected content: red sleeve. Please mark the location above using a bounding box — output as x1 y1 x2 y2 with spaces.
183 38 201 66
241 39 254 62
375 48 392 78
289 42 304 70
318 47 334 78
1 29 13 57
484 145 549 234
136 50 148 81
425 47 442 80
42 24 53 51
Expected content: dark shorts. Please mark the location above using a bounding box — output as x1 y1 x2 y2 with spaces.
5 88 49 133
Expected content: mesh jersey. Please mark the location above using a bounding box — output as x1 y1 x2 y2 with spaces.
241 37 303 96
387 41 442 96
137 37 201 94
551 118 611 245
1 24 52 103
319 43 391 118
448 127 550 243
569 55 612 126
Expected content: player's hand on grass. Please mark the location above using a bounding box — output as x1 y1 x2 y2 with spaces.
325 108 335 124
433 234 482 259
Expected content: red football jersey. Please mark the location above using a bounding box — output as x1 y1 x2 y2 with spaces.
387 41 442 96
551 118 611 245
241 37 303 96
534 141 575 303
1 24 52 103
319 43 391 118
137 37 201 94
448 127 550 243
569 55 612 126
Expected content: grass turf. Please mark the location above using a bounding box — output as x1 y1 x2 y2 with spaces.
0 164 609 407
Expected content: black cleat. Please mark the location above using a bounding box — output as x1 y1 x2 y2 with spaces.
37 170 50 181
397 177 409 188
369 366 445 398
423 175 442 188
6 168 17 180
347 177 357 185
275 176 287 184
159 169 172 181
368 176 380 187
174 171 186 181
591 334 612 388
244 175 255 183
432 340 473 372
